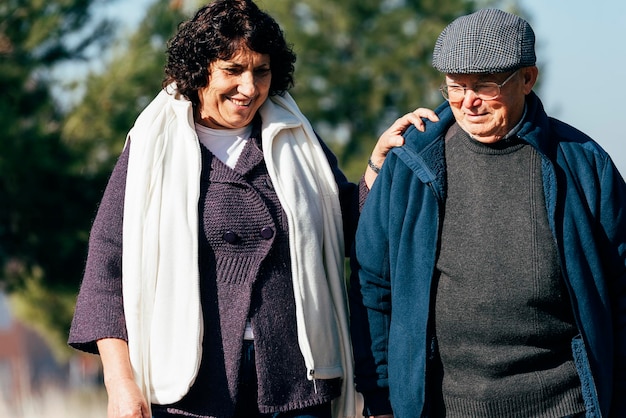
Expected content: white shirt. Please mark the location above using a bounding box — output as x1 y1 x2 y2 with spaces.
195 123 252 169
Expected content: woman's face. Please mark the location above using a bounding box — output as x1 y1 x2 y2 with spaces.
196 47 272 129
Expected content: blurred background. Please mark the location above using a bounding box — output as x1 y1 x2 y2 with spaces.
1 0 623 415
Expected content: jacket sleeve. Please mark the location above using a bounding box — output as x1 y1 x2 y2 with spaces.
558 137 626 417
349 158 394 416
601 161 626 416
68 146 130 354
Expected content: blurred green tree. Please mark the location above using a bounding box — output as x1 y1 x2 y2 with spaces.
62 0 187 173
0 0 116 357
11 0 184 357
259 0 505 180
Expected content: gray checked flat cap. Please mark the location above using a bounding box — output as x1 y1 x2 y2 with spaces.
432 8 536 74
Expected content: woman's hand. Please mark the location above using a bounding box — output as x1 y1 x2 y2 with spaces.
365 108 439 188
105 376 150 418
97 338 150 418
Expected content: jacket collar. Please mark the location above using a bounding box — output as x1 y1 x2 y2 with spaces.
398 91 554 178
517 91 558 161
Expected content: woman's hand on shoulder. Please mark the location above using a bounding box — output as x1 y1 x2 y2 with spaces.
364 108 439 187
371 107 439 165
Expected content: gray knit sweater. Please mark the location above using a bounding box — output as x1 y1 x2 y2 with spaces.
434 124 584 417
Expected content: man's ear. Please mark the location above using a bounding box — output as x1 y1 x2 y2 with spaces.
522 66 539 94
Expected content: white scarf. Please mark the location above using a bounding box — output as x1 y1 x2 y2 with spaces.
122 86 355 417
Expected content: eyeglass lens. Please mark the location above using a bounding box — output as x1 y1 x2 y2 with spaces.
441 70 518 102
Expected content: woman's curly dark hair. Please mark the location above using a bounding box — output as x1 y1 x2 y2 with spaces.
163 0 296 106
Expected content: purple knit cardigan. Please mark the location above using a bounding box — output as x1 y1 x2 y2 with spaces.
68 119 366 417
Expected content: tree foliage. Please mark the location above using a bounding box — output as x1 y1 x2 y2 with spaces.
0 0 115 355
0 0 119 285
62 0 187 174
1 0 185 356
258 0 504 179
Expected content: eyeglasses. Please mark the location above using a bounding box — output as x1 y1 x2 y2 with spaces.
439 70 519 102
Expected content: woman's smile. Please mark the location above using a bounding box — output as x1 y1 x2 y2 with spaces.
196 47 272 129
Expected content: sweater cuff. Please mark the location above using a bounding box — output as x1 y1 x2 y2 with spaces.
358 175 370 212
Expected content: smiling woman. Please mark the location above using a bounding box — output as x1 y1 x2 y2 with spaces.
163 0 296 107
65 0 437 417
195 49 272 129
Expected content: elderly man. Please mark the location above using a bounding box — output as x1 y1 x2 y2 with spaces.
350 8 626 418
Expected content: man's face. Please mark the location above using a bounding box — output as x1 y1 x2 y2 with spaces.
444 67 538 143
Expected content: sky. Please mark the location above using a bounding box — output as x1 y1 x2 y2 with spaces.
521 0 626 177
100 0 626 177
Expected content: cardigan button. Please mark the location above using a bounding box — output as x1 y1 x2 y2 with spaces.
260 227 274 240
222 230 239 244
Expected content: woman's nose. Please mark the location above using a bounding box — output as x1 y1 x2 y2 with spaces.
238 72 257 97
